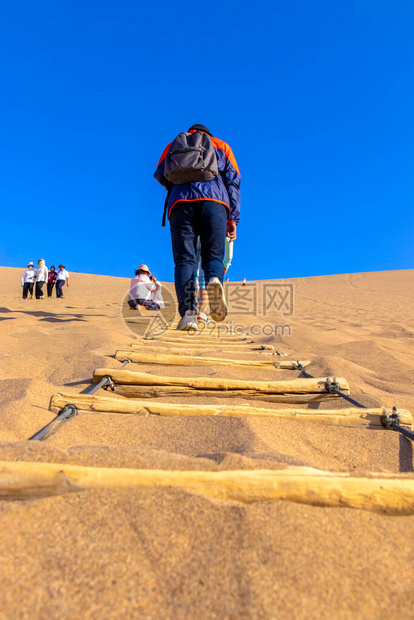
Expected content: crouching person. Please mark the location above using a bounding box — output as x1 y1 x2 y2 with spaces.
128 265 163 311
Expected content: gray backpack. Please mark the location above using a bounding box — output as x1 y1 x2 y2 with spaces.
163 131 219 184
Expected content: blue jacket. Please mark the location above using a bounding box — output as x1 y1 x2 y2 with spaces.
154 131 241 223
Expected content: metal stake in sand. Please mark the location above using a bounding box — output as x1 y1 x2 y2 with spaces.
381 407 414 442
28 404 79 441
28 359 131 441
292 362 414 442
292 362 368 409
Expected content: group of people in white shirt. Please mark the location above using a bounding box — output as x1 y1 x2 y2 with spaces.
21 260 70 299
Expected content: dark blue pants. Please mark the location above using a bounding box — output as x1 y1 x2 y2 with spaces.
170 200 227 317
56 280 65 298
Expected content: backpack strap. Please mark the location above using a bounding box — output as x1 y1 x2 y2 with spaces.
162 185 172 227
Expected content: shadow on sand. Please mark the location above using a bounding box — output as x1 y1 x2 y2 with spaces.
0 306 105 323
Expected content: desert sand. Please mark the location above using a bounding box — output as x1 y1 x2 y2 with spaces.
0 266 413 618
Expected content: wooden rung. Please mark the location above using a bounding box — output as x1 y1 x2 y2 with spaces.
113 386 342 403
128 345 275 357
130 340 274 351
145 335 252 344
164 329 247 338
114 350 310 370
49 393 413 428
93 368 350 395
2 460 414 514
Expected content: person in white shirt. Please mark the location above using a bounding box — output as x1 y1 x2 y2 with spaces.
128 264 163 311
21 262 36 299
35 259 48 299
56 265 70 298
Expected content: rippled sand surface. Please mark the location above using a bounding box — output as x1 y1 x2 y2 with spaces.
0 266 413 618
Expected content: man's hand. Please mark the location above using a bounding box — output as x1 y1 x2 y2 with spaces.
226 221 237 241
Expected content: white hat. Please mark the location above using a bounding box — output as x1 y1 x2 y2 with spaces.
28 262 34 267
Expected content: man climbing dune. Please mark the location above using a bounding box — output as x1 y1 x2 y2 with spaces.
154 124 240 331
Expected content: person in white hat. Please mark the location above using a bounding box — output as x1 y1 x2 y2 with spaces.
21 262 36 299
128 265 163 311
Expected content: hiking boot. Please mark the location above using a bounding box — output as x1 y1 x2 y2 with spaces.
207 277 228 322
177 311 199 331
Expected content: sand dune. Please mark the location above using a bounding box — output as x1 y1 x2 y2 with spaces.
0 266 413 618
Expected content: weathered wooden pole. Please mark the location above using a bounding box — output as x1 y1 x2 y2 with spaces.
50 393 412 428
114 349 310 370
2 461 414 515
93 368 350 395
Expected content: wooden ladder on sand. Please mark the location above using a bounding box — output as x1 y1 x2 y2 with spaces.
2 329 414 515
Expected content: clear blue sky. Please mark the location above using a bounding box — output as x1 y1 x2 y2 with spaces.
1 0 413 281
